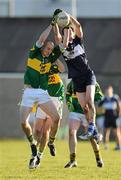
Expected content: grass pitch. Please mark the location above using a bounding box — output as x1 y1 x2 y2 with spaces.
0 140 121 180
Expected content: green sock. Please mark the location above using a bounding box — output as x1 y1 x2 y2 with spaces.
38 151 43 159
27 134 34 144
70 153 76 161
38 147 43 154
49 137 55 144
94 150 101 159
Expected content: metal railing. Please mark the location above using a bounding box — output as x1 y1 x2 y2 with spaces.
0 0 121 17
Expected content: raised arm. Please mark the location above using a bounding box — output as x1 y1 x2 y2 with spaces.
53 23 69 52
37 24 53 46
53 23 62 45
69 15 83 39
62 28 70 48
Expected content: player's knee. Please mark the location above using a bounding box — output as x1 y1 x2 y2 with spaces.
52 113 60 123
83 104 89 115
79 102 86 109
69 129 76 136
88 101 96 113
21 121 28 128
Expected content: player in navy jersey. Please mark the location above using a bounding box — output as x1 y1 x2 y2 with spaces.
99 85 121 150
53 9 97 139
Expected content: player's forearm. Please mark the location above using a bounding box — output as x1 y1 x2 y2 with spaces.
53 24 62 45
70 15 83 38
38 25 52 44
63 28 69 48
70 15 80 28
53 23 60 36
55 59 65 73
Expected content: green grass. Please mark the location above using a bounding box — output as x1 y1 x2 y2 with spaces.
0 140 121 180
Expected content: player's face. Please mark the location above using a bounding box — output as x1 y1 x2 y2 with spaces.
105 86 113 97
42 42 54 57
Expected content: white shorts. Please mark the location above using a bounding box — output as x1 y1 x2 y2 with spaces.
96 116 104 130
116 117 121 127
36 96 63 120
29 112 36 123
20 88 51 107
68 112 88 127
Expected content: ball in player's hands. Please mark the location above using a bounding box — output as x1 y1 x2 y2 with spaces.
56 11 70 28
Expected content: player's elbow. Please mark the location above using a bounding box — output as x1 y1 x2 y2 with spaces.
54 36 62 45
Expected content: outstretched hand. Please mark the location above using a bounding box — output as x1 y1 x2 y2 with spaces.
51 16 56 26
51 9 63 26
53 9 63 16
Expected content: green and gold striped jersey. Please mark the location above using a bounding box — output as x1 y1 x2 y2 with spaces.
66 80 103 114
48 72 64 101
24 44 61 90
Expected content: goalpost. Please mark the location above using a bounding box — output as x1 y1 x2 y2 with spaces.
71 0 77 18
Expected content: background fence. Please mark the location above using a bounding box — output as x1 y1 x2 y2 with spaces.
0 17 121 138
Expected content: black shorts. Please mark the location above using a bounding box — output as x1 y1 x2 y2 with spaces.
72 71 96 92
104 117 117 128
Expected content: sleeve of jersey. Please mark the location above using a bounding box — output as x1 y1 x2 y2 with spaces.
95 83 104 102
114 94 120 101
66 93 74 112
50 46 61 63
66 83 72 103
29 41 43 58
66 92 71 104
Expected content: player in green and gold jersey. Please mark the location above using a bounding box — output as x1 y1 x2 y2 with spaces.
64 80 104 168
20 24 62 169
33 60 65 167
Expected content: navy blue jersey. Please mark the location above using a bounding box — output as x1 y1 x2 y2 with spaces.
99 95 120 119
63 36 92 78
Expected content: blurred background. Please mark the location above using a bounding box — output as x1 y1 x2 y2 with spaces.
0 0 121 138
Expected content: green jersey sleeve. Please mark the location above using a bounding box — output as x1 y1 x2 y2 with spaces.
29 43 41 58
66 81 73 103
94 82 104 102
